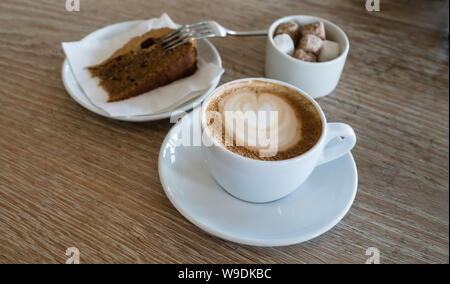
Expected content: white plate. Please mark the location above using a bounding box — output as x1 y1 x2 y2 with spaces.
158 112 358 247
61 20 222 122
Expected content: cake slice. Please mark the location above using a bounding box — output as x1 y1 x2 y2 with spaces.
88 27 197 102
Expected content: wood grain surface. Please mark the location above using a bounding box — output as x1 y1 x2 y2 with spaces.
0 0 448 264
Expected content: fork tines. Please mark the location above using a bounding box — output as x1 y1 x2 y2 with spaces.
159 21 212 50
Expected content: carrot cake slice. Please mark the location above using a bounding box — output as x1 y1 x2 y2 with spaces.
88 28 197 102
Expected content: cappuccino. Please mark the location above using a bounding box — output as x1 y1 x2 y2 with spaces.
205 80 322 161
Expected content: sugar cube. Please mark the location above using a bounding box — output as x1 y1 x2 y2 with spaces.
302 21 326 40
318 40 340 62
299 34 324 54
294 48 317 62
273 34 295 56
274 21 302 43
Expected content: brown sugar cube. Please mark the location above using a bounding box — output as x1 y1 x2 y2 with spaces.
294 48 317 62
302 21 326 40
299 34 324 54
274 21 302 43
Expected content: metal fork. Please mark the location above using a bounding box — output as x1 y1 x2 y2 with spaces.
159 21 268 50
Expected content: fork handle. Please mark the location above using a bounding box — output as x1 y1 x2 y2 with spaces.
226 30 268 36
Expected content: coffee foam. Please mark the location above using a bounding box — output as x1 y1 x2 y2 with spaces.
206 80 322 161
219 89 301 153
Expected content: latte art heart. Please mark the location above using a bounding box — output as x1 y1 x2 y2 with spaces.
219 91 302 152
205 80 323 161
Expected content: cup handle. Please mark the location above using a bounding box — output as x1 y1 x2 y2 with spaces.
317 123 356 166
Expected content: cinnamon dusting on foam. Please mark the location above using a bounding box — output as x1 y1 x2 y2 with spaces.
205 80 322 161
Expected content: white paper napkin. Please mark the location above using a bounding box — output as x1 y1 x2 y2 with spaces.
62 13 224 117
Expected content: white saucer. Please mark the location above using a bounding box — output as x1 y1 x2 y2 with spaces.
158 112 358 247
61 20 222 122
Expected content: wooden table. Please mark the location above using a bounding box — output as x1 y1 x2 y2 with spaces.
0 0 448 264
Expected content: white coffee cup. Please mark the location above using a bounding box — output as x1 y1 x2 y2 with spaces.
265 15 350 98
201 78 356 203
